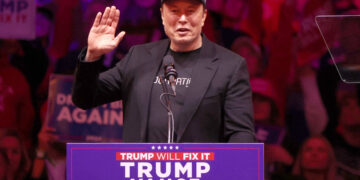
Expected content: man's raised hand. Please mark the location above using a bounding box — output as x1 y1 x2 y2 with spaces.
85 6 125 61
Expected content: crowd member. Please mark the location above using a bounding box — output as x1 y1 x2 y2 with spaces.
33 100 66 180
11 8 52 100
251 78 281 126
119 0 163 48
292 136 340 180
231 36 264 78
316 49 360 179
219 0 249 48
332 0 358 13
34 0 81 93
332 84 360 178
36 0 80 80
204 0 225 43
32 6 55 96
262 0 285 45
298 66 328 136
33 124 65 180
0 129 31 180
0 40 35 149
10 8 55 149
251 78 294 179
285 65 329 155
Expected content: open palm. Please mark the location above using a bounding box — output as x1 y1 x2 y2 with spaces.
86 6 125 61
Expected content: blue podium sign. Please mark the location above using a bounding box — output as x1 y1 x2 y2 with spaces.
67 143 264 180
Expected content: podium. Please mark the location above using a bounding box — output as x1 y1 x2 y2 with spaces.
67 143 264 180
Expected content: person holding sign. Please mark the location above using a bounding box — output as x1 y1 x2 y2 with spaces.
72 0 255 143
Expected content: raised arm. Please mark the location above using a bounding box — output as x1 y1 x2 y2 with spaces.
72 6 128 109
85 6 126 61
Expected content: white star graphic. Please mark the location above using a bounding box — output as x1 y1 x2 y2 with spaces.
157 146 161 150
151 146 155 150
163 146 167 150
175 146 179 150
169 146 173 150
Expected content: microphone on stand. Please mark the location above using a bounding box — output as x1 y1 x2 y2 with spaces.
163 55 178 95
160 55 178 143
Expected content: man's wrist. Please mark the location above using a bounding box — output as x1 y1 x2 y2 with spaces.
85 49 102 62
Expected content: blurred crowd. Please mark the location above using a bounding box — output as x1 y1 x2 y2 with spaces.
0 0 360 179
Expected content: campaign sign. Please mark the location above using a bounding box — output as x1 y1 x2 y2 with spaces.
0 0 36 39
67 143 264 180
47 74 123 142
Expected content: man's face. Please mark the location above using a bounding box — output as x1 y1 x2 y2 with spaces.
161 0 207 50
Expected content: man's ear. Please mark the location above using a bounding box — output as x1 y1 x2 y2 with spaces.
160 7 164 26
202 9 208 27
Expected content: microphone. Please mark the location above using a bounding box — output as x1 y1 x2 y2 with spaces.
163 55 178 95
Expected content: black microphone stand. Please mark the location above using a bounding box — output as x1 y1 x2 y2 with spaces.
159 75 175 143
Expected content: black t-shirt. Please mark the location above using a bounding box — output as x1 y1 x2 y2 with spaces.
147 48 201 142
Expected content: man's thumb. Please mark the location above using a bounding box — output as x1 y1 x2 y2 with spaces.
115 31 126 45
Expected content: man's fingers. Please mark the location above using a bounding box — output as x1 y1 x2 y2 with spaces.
100 7 110 26
92 12 102 28
107 6 116 26
114 31 126 45
111 9 120 29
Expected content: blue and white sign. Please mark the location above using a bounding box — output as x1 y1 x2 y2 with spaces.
47 74 123 142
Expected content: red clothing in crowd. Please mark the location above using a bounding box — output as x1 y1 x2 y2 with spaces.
0 63 35 147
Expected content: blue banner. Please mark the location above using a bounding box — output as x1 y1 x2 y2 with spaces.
47 74 123 142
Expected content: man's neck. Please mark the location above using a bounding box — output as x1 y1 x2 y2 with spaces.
170 36 203 52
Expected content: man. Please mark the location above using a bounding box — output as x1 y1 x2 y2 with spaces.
72 0 255 143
